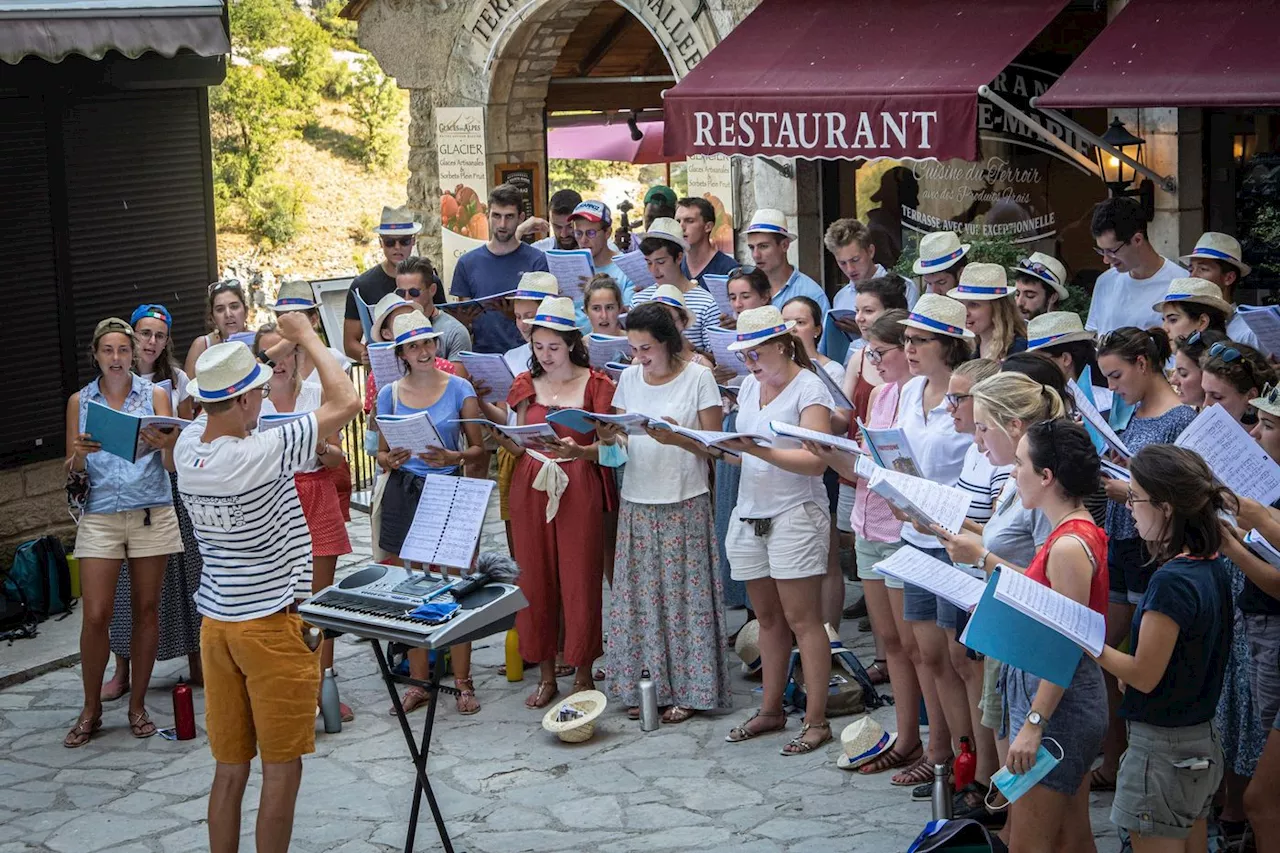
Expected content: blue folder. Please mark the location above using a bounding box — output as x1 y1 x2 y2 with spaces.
85 402 148 463
544 408 598 435
960 568 1083 688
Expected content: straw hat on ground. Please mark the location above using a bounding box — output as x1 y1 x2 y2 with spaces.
271 279 318 313
947 262 1015 300
1152 277 1234 316
912 231 970 275
1026 312 1095 351
744 209 797 241
375 205 422 237
734 619 762 675
1013 252 1069 300
836 715 898 770
1181 232 1251 278
726 305 796 351
526 296 579 332
642 217 689 253
187 342 270 403
541 690 607 743
507 271 560 302
898 293 975 339
391 310 443 347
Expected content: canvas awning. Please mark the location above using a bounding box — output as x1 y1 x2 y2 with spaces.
663 0 1068 161
0 0 229 65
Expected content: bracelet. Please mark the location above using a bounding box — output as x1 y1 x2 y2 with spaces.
256 350 276 367
978 548 991 569
317 442 330 457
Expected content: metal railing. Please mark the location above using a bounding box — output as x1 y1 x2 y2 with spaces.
341 364 376 512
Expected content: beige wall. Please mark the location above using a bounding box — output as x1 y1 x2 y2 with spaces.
0 459 76 563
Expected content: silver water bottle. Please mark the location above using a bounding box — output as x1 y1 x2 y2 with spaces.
638 668 659 732
320 667 342 733
930 763 953 820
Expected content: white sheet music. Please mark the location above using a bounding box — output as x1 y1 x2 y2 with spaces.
706 327 746 375
1099 458 1132 482
544 249 594 303
586 333 630 369
399 475 496 569
769 420 866 455
703 274 732 318
1238 304 1280 358
1245 529 1280 568
451 419 560 450
376 411 447 455
1068 379 1131 458
873 546 986 611
993 566 1105 656
867 468 970 535
1175 403 1280 505
368 342 404 392
456 352 515 404
612 251 654 294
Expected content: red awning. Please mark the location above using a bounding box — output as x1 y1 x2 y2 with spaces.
663 0 1068 162
547 121 678 165
1037 0 1280 109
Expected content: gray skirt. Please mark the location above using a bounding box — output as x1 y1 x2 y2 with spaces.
1001 656 1108 795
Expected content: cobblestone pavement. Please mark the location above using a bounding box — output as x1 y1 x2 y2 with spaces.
0 495 1122 853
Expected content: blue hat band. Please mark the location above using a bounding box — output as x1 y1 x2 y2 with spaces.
748 222 789 235
906 313 965 337
846 731 892 764
274 297 315 307
1163 293 1195 301
953 285 1010 295
654 296 685 309
1192 247 1237 262
1028 333 1068 348
534 313 575 328
199 362 264 400
395 326 434 344
918 247 965 269
511 290 552 300
736 323 789 343
381 222 416 231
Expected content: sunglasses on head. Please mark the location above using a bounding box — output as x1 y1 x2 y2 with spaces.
1019 260 1056 281
1260 383 1280 407
1209 341 1243 363
728 265 758 278
381 236 415 248
208 279 242 295
396 287 423 299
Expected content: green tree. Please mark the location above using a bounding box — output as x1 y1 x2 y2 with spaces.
279 16 333 108
210 64 301 197
228 0 293 56
348 60 401 168
548 158 639 197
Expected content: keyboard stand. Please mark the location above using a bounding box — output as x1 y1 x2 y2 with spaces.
370 640 460 853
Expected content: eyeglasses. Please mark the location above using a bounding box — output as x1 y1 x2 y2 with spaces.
734 349 764 364
1208 341 1242 363
395 288 423 299
135 329 168 343
381 236 415 248
728 265 758 279
904 334 939 348
573 228 601 241
260 383 272 398
1093 235 1134 258
1125 488 1151 508
866 344 901 365
944 392 972 410
208 279 242 295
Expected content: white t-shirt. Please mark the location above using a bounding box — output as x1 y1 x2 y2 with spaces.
176 412 318 621
261 380 323 472
896 375 971 548
503 343 531 377
733 368 834 518
1227 312 1262 351
141 367 190 412
819 358 846 389
611 361 721 504
1085 258 1186 334
304 346 354 384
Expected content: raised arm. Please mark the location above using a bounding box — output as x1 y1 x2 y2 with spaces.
277 313 360 438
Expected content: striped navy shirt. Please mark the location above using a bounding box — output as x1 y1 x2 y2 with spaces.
957 443 1011 526
176 412 318 621
631 283 721 352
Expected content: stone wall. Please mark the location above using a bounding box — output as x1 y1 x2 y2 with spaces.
0 460 76 564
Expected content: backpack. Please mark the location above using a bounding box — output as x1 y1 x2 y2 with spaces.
0 571 37 640
8 536 73 618
907 818 1009 853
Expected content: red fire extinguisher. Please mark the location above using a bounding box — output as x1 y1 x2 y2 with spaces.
173 677 196 741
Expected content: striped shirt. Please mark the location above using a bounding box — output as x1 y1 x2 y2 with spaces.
176 412 318 622
957 443 1011 525
631 282 721 352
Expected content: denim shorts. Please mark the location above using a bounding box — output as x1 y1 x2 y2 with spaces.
1245 613 1280 730
1111 720 1223 839
903 547 951 623
1108 536 1155 606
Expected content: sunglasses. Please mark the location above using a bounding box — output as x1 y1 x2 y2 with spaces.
381 236 415 248
865 344 901 365
944 392 972 410
1208 341 1243 363
395 287 423 299
260 383 272 398
1260 383 1280 407
1019 260 1057 282
728 265 759 278
734 348 766 364
572 228 602 240
208 279 243 295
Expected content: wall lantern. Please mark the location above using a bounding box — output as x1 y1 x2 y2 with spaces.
1096 117 1154 218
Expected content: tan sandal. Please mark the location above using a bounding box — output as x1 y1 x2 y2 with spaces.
661 706 696 725
858 740 923 775
569 679 594 695
725 709 786 743
128 709 157 739
890 755 936 786
525 680 558 709
455 677 480 716
390 686 431 716
781 721 831 755
64 714 102 748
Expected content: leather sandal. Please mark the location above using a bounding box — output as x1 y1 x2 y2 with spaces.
858 740 923 775
781 720 832 755
64 714 102 748
569 679 594 695
455 678 480 716
128 709 157 739
526 680 558 709
725 709 786 743
866 659 890 685
661 706 696 725
390 686 431 716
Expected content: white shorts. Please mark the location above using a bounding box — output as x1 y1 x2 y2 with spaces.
726 501 831 582
835 483 856 534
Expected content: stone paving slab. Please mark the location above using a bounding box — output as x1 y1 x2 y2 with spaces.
0 492 1124 852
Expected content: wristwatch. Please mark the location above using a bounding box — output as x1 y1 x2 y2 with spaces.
1026 710 1048 728
256 350 276 367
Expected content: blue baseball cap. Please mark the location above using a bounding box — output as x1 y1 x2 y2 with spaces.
130 304 172 327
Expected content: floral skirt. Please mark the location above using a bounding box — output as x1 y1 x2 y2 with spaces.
1215 563 1267 776
608 494 732 711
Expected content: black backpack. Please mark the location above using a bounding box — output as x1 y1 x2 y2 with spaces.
0 568 38 641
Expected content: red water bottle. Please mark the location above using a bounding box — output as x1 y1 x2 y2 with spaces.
954 736 976 790
172 677 196 741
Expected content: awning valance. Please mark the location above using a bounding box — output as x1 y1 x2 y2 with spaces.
1037 0 1280 109
663 0 1068 162
0 0 228 65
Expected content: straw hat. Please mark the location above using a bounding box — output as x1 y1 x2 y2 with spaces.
372 293 414 340
947 262 1015 300
734 619 762 675
391 309 443 347
1151 277 1234 315
744 208 796 241
541 690 607 743
271 279 318 313
1013 252 1069 300
1251 383 1280 418
1181 232 1251 278
726 305 797 351
641 217 689 253
912 231 970 274
187 341 270 403
836 715 898 770
898 293 974 339
649 284 688 312
1026 311 1095 351
526 296 579 332
375 205 422 237
507 271 560 302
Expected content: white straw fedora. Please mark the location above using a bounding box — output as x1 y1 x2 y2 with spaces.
270 279 318 313
744 208 797 241
734 619 762 676
1152 277 1234 316
641 217 689 253
541 690 607 743
1013 252 1069 300
836 715 898 770
375 205 422 237
1251 383 1280 419
726 305 797 351
947 262 1015 300
187 342 271 403
649 284 688 312
372 293 414 340
912 231 970 275
1026 311 1096 351
507 271 560 302
898 293 974 339
526 296 579 332
391 309 443 347
1181 232 1251 278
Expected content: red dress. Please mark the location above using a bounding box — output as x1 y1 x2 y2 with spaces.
507 369 617 667
1025 517 1110 616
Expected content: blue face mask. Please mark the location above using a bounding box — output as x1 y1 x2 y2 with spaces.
987 737 1063 808
598 441 628 469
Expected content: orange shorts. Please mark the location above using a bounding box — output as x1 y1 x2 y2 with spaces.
201 612 320 764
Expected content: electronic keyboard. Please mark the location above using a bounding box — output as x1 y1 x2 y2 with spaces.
299 564 527 648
